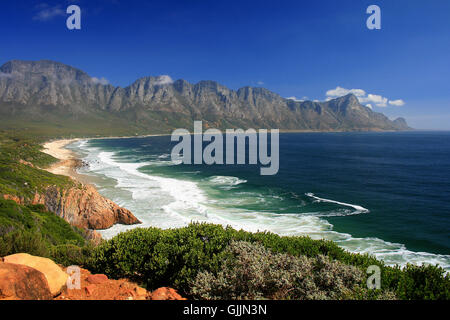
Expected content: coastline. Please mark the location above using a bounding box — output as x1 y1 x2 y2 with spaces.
42 139 91 184
41 134 168 182
40 138 142 234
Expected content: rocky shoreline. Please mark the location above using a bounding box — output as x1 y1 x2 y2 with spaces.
39 139 141 237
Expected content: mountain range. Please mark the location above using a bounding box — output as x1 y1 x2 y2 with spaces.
0 60 410 136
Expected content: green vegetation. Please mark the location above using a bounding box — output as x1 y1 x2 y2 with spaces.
0 110 177 139
190 241 393 300
0 132 75 199
0 199 92 263
87 223 450 300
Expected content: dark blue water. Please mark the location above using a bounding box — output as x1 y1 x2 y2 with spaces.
72 131 450 269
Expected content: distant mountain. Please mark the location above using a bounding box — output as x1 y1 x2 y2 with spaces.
0 60 411 135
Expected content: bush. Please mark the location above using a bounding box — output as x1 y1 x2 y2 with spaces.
89 222 450 300
89 222 374 293
190 241 376 300
0 199 93 265
89 224 235 290
0 229 49 258
50 243 94 267
393 264 450 300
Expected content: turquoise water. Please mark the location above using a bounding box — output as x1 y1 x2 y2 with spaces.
68 131 450 270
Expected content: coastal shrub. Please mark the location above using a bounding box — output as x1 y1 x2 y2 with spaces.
0 199 91 262
89 222 450 300
89 223 374 294
25 204 86 247
89 227 165 281
0 199 36 230
190 241 372 300
387 264 450 300
89 224 235 290
50 243 94 267
0 229 49 257
0 200 86 246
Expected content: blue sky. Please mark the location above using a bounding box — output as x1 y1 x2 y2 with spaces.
1 0 449 129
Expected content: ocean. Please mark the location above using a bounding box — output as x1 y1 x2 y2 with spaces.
67 131 450 270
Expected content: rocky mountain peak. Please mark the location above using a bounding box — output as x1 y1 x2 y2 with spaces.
0 60 92 84
392 117 409 130
333 93 360 106
0 59 411 132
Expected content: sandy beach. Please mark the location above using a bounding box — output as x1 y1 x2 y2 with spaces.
42 139 90 183
41 134 167 183
42 139 79 162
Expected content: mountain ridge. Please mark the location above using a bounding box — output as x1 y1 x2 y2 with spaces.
0 60 411 135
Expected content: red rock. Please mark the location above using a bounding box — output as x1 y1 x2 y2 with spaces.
85 285 96 296
2 194 24 204
149 287 186 300
4 253 68 296
86 274 108 284
134 286 147 297
32 185 141 230
85 229 103 245
0 262 52 300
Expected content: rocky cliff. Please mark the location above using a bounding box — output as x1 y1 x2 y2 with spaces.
0 60 411 133
32 185 141 230
3 184 141 231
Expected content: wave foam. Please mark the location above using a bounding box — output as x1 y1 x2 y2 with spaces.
207 176 247 190
306 192 369 214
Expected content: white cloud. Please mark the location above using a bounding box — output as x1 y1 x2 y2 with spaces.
326 86 405 108
91 77 110 85
286 96 309 102
33 5 65 21
359 94 388 107
154 75 173 86
256 81 264 86
389 99 405 106
326 86 366 98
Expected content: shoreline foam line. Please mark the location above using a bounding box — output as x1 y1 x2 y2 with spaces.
305 192 370 213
